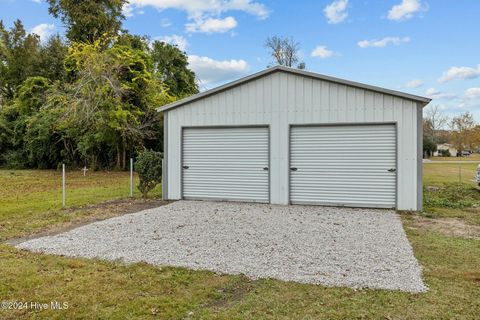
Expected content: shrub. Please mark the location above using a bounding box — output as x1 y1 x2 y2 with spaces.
438 149 451 157
135 150 162 199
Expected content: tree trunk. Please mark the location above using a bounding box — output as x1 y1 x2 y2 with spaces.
122 141 126 171
116 146 121 170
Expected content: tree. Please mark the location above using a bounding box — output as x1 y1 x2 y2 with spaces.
24 101 66 169
423 118 434 143
0 20 41 102
116 33 149 51
265 36 305 69
424 105 448 144
450 112 476 153
423 135 437 158
38 35 68 82
58 37 173 169
150 40 198 98
135 150 162 199
0 20 67 105
0 76 52 167
47 0 126 43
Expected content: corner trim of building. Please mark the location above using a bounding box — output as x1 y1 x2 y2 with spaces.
162 112 168 200
417 103 423 211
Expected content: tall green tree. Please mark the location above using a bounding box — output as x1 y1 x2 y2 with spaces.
116 33 149 51
0 20 67 105
0 76 52 167
0 20 41 102
47 0 127 43
150 40 198 98
38 35 68 82
57 37 173 169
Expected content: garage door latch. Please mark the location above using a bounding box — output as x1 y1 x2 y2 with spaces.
388 168 396 172
263 167 269 171
183 166 189 169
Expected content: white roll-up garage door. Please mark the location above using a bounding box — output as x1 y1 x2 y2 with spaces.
290 124 396 208
182 127 269 202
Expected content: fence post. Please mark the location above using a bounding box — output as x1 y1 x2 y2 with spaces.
130 158 133 197
62 163 66 208
459 162 462 183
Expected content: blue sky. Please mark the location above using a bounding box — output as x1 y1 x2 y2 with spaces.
2 0 480 120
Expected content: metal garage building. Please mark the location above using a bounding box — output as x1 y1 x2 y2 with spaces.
158 66 430 211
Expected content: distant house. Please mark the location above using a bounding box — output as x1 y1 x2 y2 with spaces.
434 143 457 157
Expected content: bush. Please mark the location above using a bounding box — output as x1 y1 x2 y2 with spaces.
438 149 451 157
135 150 162 199
2 150 29 169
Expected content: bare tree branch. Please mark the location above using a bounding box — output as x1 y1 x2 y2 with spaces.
265 35 304 69
424 105 449 144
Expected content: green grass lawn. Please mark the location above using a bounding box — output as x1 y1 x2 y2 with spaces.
429 153 480 161
423 162 477 185
423 163 480 225
0 170 161 241
0 168 479 319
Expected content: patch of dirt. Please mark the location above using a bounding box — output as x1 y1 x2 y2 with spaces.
408 215 480 240
6 198 171 245
204 278 253 310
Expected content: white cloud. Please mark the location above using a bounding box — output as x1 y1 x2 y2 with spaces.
124 0 269 24
188 55 249 85
438 65 480 83
160 18 172 27
324 0 348 24
425 88 457 100
186 16 237 33
459 88 480 108
404 79 423 88
32 0 41 3
387 0 424 21
125 0 267 33
311 46 334 59
154 34 188 51
464 88 480 100
357 36 410 48
30 23 55 41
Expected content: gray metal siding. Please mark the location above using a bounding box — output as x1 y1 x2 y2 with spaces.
159 66 430 112
166 71 422 210
182 127 269 202
289 124 397 208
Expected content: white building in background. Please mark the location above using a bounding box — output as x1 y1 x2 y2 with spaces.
434 143 458 157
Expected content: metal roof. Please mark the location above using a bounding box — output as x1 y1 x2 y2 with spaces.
158 65 431 112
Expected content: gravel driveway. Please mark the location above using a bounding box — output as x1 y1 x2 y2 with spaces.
17 201 427 292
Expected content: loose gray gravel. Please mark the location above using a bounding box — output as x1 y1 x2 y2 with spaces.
16 200 427 292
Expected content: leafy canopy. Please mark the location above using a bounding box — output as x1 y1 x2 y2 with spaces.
47 0 127 43
0 4 199 171
54 37 173 169
151 40 198 98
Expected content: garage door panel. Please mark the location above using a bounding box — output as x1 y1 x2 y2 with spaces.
182 127 269 203
290 124 396 208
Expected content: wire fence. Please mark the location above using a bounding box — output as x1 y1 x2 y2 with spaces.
59 158 146 209
423 158 479 186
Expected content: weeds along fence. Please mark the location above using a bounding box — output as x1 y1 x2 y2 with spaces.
59 159 143 209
